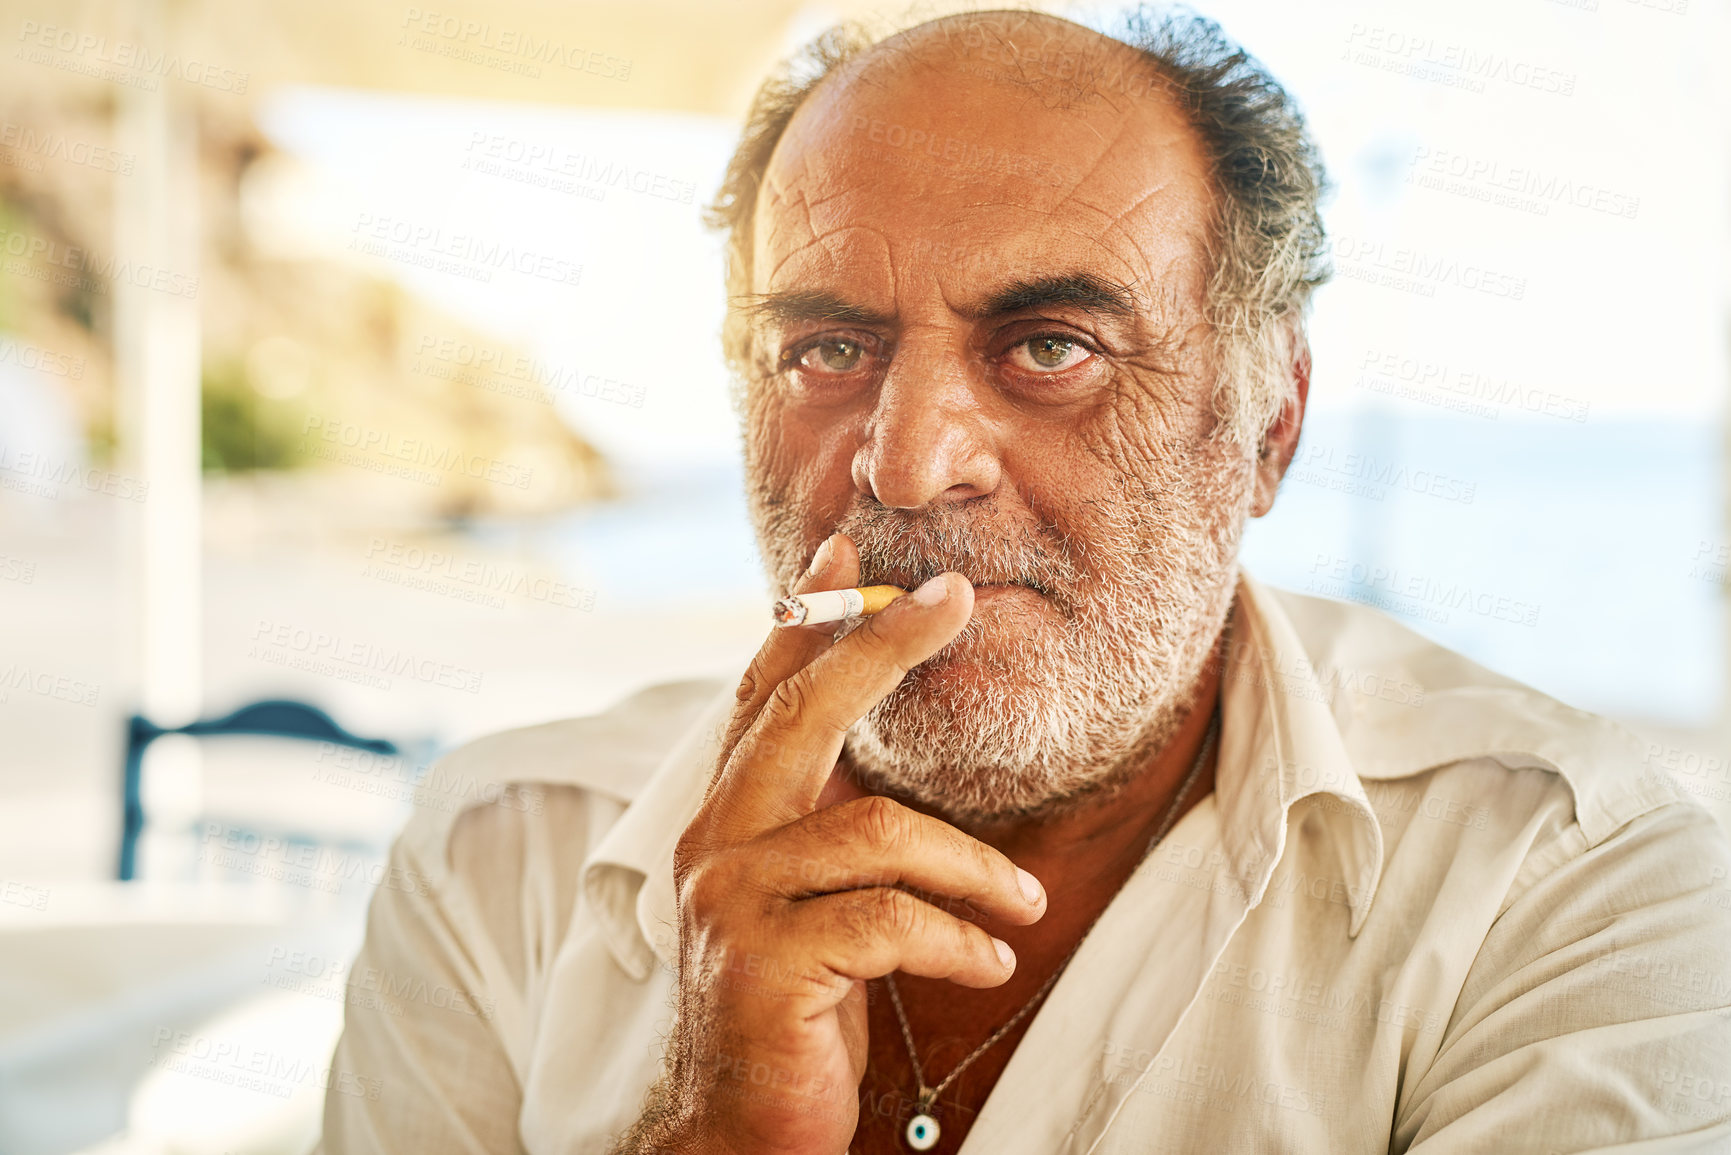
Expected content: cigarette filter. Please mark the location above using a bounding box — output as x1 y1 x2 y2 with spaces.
773 585 907 628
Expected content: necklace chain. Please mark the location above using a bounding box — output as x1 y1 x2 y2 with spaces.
881 702 1222 1113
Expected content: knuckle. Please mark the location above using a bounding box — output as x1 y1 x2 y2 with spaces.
766 669 846 738
869 886 920 940
833 888 907 952
719 666 768 755
672 828 706 888
853 795 911 854
936 920 991 978
733 665 760 707
765 671 812 723
960 919 994 961
674 853 733 923
672 854 709 913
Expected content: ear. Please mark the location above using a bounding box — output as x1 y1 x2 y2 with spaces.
1249 328 1310 518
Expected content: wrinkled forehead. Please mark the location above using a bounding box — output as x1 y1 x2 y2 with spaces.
752 30 1217 307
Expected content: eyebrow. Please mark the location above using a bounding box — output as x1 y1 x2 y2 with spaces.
735 271 1142 331
963 272 1141 321
735 290 894 329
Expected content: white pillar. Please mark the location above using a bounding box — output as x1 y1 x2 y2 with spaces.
113 0 204 876
114 0 202 729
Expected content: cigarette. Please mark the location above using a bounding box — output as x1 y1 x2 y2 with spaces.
773 585 907 628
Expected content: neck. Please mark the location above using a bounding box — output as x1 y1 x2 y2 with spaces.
823 646 1226 936
951 664 1221 859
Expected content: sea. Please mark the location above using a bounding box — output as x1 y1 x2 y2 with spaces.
482 408 1723 729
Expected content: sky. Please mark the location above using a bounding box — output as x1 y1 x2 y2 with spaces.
252 0 1729 472
242 0 1731 723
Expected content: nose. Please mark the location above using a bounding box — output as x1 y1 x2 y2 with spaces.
851 344 1001 509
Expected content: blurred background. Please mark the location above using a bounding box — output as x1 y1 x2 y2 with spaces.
0 0 1726 1151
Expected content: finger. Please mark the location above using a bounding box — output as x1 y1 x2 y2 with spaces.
790 886 1017 990
755 796 1046 926
717 533 861 771
721 571 974 825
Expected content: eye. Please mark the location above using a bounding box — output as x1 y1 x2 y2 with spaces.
1007 334 1093 373
793 338 865 374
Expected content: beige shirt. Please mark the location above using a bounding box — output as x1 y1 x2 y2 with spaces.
317 574 1731 1153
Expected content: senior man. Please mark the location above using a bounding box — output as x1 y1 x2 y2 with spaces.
319 8 1731 1154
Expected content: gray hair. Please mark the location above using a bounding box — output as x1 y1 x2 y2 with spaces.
704 6 1331 447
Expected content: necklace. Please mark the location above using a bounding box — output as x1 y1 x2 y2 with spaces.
882 703 1222 1151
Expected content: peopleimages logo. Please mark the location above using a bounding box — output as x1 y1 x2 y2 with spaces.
848 114 1066 188
0 226 199 298
1332 236 1527 301
411 335 646 409
1407 146 1640 221
361 537 597 612
397 8 631 81
1306 553 1541 628
0 443 150 502
247 618 486 694
149 1028 383 1102
0 121 135 174
0 335 85 378
1352 348 1590 424
461 133 696 205
1286 442 1477 505
1341 24 1577 97
301 415 535 490
348 213 583 288
15 21 250 93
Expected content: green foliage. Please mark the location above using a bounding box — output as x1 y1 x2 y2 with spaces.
200 357 308 474
0 197 25 334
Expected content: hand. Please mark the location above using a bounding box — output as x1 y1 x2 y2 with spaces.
642 534 1048 1155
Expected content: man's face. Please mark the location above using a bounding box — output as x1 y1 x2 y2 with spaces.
740 25 1262 823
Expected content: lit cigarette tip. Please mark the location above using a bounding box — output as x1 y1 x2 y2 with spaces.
772 586 908 628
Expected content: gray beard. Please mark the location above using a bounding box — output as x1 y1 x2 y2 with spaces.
748 433 1254 825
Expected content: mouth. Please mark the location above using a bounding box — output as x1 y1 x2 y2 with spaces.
881 575 1062 623
867 569 1055 600
970 582 1038 599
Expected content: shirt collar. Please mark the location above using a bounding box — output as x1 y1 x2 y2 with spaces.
581 568 1390 980
579 683 734 981
1216 571 1385 937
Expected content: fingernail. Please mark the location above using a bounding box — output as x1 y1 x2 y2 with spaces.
806 536 835 576
1016 867 1044 907
993 937 1015 970
912 574 950 606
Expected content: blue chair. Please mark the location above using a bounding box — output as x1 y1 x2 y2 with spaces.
118 699 414 881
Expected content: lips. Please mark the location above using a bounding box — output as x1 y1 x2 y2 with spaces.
971 583 1042 606
869 570 1051 597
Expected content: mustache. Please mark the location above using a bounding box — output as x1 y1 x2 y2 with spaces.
832 498 1083 601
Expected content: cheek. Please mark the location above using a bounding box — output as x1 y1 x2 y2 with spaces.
1078 367 1213 482
1002 426 1136 560
1007 425 1111 509
741 385 789 480
743 388 864 528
